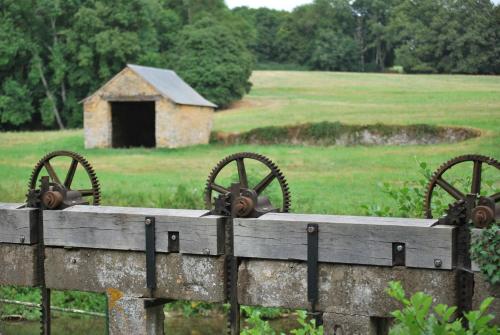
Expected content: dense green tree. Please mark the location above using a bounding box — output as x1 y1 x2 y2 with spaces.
0 6 36 129
163 0 226 24
1 0 499 131
389 0 498 74
232 7 288 63
169 17 254 108
353 0 398 71
275 4 321 65
276 0 361 69
310 30 360 71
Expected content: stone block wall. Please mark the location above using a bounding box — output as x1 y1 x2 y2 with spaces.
156 101 213 148
83 68 214 149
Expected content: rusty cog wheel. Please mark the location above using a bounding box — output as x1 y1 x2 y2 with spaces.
27 150 101 207
424 154 500 219
204 152 291 215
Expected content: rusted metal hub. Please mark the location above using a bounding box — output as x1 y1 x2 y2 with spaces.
471 205 495 228
205 152 290 218
41 190 63 209
234 195 254 217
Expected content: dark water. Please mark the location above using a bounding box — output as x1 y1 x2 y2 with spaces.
0 314 299 335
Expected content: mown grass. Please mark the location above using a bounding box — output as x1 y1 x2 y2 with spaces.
0 71 499 214
1 71 499 332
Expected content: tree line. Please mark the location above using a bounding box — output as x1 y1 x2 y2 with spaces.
0 0 498 130
237 0 499 73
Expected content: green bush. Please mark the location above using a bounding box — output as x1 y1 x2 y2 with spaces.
241 306 277 335
165 300 216 317
0 286 105 320
306 121 343 142
241 307 323 335
387 281 497 334
471 224 500 285
211 122 476 147
290 310 324 335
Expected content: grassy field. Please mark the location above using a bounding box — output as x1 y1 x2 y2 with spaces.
0 71 499 215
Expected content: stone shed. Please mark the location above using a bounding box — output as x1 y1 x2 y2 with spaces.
83 64 217 149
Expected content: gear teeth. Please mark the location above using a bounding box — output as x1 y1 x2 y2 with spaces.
27 150 101 207
423 154 499 219
204 152 291 213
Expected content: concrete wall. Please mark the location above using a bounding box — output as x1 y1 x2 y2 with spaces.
0 244 498 334
83 68 214 149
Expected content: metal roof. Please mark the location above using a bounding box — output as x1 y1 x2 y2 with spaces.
127 64 217 108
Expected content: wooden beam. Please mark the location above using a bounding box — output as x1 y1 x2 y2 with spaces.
43 205 225 255
0 203 39 244
101 94 161 101
234 213 455 270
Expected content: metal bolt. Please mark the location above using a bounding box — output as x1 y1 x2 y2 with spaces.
307 226 316 233
170 234 177 241
203 248 210 255
434 259 442 268
145 218 152 225
396 244 404 252
71 258 77 264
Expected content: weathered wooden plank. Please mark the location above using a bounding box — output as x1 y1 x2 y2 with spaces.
43 205 224 255
234 213 455 270
0 203 39 244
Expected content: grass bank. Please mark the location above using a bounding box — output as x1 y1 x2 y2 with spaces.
0 71 499 214
0 70 499 331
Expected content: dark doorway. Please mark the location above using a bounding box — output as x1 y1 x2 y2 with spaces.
111 101 156 148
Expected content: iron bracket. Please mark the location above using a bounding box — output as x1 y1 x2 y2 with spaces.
455 224 474 321
168 231 179 252
392 242 406 266
307 224 320 320
145 216 156 296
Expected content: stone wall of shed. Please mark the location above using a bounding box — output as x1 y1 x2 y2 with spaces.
84 68 214 149
84 97 112 148
156 101 214 148
84 68 160 149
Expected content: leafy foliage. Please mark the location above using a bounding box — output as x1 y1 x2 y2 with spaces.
387 281 498 334
362 159 436 218
0 286 106 320
241 307 323 335
1 0 500 130
389 0 499 74
471 224 500 285
212 122 472 148
310 30 360 71
241 306 277 335
169 16 253 108
290 310 324 335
